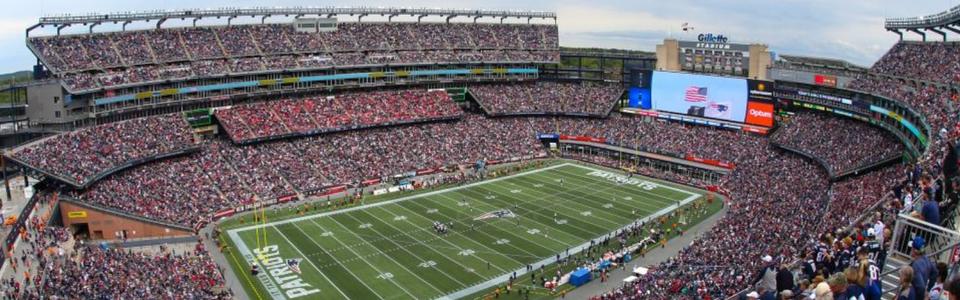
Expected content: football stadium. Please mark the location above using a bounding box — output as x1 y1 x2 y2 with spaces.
0 1 958 299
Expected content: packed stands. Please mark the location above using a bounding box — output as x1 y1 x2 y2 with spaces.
592 39 960 300
17 6 960 300
771 110 904 175
9 106 909 299
847 76 956 175
215 89 462 144
10 114 196 187
16 241 230 299
470 81 623 116
870 42 960 84
75 114 544 227
28 23 560 91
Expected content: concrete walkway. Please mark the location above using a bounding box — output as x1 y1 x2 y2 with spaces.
561 206 729 299
0 185 59 295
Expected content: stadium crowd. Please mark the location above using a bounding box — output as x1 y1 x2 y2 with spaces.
11 114 195 186
74 113 546 226
13 112 930 299
470 81 623 116
771 110 904 176
870 42 960 84
14 241 230 299
20 40 960 300
848 72 956 178
215 89 462 143
30 22 560 91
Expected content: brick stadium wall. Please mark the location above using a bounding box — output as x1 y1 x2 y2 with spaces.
59 201 192 240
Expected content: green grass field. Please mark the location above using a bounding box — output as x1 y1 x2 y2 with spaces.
223 162 709 300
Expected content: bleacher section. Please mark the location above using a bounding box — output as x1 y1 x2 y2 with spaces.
469 81 623 117
214 89 462 144
29 23 560 92
9 114 197 187
870 41 960 84
770 110 904 177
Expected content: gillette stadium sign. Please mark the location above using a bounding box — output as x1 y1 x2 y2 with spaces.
697 33 729 44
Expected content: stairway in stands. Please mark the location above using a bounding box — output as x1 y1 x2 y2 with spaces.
880 255 910 300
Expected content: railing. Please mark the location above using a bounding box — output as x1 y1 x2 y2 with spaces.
888 213 960 261
36 7 557 26
885 5 960 29
878 213 960 280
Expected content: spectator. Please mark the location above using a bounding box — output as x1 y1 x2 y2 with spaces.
929 262 949 300
909 236 937 299
898 266 918 300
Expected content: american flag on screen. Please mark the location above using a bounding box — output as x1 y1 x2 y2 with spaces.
684 86 708 102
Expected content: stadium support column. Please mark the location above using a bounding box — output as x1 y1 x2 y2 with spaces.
908 28 926 41
944 26 960 36
1 157 9 202
887 28 903 41
928 27 947 42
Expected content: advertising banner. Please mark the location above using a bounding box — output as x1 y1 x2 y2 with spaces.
814 74 837 87
745 101 775 127
684 154 736 169
559 135 607 144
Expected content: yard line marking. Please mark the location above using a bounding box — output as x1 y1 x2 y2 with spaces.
470 184 602 237
397 198 554 258
429 190 581 245
549 165 702 212
229 163 575 233
501 179 627 228
385 202 538 265
438 179 706 299
288 223 388 300
525 170 673 211
542 167 692 208
246 226 350 300
518 171 670 221
317 217 444 297
562 162 702 198
352 208 512 275
370 207 523 271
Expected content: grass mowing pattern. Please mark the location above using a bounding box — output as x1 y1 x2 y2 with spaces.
224 163 703 300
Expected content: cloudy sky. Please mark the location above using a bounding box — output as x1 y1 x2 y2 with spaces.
0 0 954 73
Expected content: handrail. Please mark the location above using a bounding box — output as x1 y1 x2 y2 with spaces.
885 4 960 29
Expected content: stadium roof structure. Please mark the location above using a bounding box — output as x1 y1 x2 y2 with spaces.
885 4 960 41
27 7 558 36
777 54 867 72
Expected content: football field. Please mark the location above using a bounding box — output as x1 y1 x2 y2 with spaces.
225 162 704 300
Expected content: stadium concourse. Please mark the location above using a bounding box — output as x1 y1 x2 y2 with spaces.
3 6 960 300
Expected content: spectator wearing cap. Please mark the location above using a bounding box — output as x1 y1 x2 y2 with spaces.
909 236 938 300
755 255 778 300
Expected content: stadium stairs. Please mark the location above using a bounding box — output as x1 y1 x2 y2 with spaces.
880 255 910 300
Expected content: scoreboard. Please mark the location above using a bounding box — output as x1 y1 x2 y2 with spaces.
677 40 751 77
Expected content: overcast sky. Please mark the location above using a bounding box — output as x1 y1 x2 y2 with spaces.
0 0 955 74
